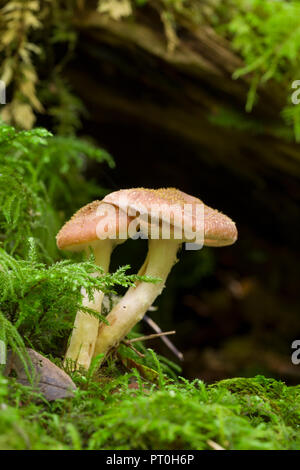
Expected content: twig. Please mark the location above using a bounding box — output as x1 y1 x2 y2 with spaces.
126 331 176 344
207 439 225 451
143 314 184 361
121 341 145 358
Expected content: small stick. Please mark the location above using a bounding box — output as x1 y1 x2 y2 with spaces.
126 331 176 344
121 341 145 358
207 439 225 451
143 314 184 361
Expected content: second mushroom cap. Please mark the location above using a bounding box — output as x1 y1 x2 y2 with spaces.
102 187 237 247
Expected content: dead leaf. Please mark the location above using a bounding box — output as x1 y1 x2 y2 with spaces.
5 349 76 401
120 355 160 384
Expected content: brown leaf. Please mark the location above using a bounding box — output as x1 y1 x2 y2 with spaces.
120 355 160 384
6 349 76 401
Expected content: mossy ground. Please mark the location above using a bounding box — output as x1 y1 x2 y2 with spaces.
1 357 299 450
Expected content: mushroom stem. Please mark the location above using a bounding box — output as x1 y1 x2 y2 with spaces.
65 238 113 369
93 239 180 358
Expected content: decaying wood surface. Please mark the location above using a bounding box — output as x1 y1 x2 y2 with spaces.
71 9 300 174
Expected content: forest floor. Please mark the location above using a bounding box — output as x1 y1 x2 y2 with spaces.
1 352 300 450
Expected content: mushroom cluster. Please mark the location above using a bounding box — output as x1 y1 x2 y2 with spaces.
56 188 237 369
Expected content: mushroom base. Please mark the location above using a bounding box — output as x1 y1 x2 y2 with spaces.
93 239 180 358
64 239 113 369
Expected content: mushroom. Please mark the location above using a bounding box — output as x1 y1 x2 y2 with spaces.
56 200 131 369
93 187 238 359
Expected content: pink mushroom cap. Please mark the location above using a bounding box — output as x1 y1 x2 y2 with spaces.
56 200 131 251
103 187 238 247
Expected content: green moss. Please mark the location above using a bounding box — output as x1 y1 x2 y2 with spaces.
1 368 299 450
214 375 286 400
214 376 300 429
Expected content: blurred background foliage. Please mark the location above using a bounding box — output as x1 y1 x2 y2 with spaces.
0 0 300 384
